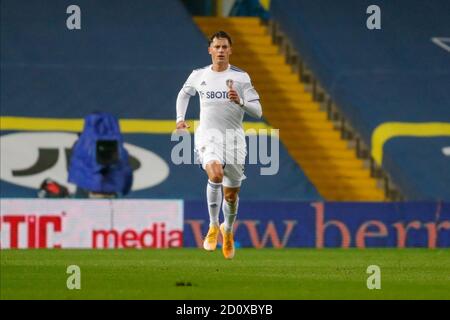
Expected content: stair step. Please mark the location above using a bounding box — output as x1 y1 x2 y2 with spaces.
230 35 274 46
291 150 357 160
269 117 334 127
302 169 371 180
300 165 369 175
322 189 384 197
231 45 279 55
300 159 365 168
262 97 314 105
287 143 350 151
285 131 342 140
238 65 294 74
194 17 261 26
232 55 285 65
283 136 347 146
251 73 300 83
270 121 334 131
291 146 353 155
286 147 353 157
314 177 379 187
306 171 372 179
268 113 327 121
321 192 385 201
255 84 307 93
200 26 268 36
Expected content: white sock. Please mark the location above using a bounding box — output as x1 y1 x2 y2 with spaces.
207 180 222 227
222 197 238 233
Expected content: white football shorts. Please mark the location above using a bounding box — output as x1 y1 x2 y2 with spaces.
195 142 246 188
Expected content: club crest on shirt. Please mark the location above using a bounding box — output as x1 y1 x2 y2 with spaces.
226 79 234 88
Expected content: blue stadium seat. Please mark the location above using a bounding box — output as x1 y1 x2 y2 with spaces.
1 0 208 119
271 0 450 200
384 137 450 200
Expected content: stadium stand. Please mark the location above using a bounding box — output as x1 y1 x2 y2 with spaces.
271 0 450 200
0 0 321 201
1 0 207 119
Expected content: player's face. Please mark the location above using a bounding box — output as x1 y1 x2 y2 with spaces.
208 37 232 65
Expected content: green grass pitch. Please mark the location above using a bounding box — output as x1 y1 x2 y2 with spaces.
1 248 449 300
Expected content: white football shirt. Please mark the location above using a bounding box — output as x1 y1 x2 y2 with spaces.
182 64 260 151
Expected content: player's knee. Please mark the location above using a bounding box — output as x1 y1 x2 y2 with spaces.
209 172 223 183
224 193 238 203
209 169 223 183
207 165 223 183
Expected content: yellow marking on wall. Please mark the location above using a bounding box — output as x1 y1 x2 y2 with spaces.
217 0 223 16
371 122 450 165
259 0 271 10
0 117 273 135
